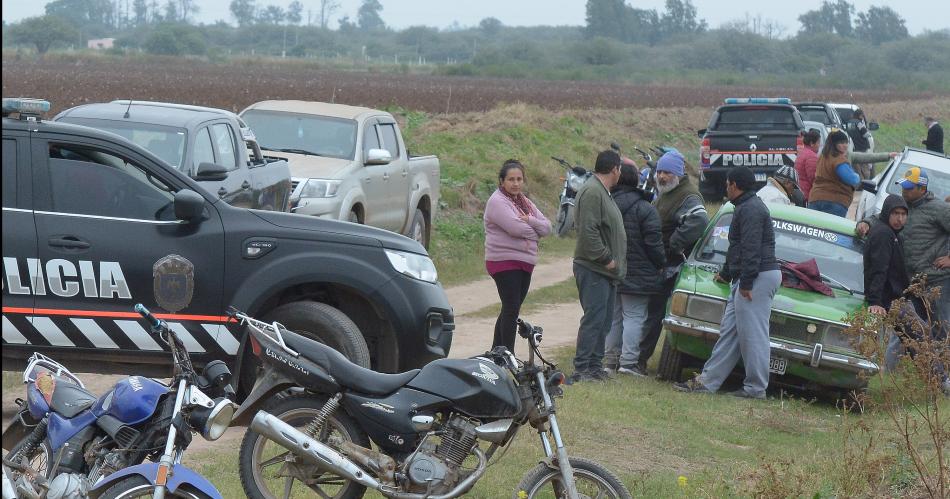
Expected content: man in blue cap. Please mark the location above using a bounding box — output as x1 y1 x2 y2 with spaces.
632 150 708 375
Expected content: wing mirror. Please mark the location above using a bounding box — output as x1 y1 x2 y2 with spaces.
194 162 229 181
697 129 707 138
858 179 878 194
174 189 207 221
868 122 879 131
365 148 392 165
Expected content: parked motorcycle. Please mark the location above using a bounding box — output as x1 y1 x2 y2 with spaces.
1 304 235 499
230 308 632 499
551 156 592 237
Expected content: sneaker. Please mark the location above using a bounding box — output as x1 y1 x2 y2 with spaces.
617 365 647 377
673 379 713 394
565 371 595 385
602 366 618 376
590 369 614 381
728 388 766 400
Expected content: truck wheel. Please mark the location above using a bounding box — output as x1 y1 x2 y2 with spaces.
347 210 361 224
408 208 429 248
239 302 371 396
657 337 686 382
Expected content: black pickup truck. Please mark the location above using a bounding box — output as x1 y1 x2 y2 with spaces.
1 98 454 396
54 100 292 212
698 98 805 200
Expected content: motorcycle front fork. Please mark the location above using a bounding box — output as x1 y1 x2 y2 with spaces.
534 372 580 499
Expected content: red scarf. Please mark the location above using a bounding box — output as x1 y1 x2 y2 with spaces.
500 188 532 216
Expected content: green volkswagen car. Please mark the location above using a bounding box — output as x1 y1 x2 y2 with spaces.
658 203 878 394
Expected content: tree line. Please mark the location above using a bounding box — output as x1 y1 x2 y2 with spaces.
3 0 948 92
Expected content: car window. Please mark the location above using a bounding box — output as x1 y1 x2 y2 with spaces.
240 110 357 160
210 123 238 170
835 107 855 123
193 127 216 171
714 107 798 131
378 124 400 159
886 161 950 200
46 143 175 221
696 213 865 293
57 118 187 170
797 108 831 125
2 138 16 207
363 124 381 157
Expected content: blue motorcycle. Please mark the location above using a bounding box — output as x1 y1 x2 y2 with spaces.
2 305 235 499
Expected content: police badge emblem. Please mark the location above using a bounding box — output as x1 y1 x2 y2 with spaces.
152 255 195 313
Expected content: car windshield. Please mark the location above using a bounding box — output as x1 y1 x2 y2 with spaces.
885 160 950 201
61 118 187 169
797 108 831 125
714 107 798 131
241 110 357 160
696 213 865 294
834 107 855 123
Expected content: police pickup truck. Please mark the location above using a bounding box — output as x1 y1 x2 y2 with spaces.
54 100 292 212
1 98 454 395
698 98 805 200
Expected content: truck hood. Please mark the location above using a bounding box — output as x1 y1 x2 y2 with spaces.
250 210 427 255
266 151 354 179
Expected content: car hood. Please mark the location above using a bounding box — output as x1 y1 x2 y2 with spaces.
267 151 354 179
689 265 864 324
250 210 426 255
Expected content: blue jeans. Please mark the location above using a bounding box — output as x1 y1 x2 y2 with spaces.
573 263 617 374
808 200 848 217
605 292 651 368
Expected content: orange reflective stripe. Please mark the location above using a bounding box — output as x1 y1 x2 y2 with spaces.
155 464 169 486
1 307 234 323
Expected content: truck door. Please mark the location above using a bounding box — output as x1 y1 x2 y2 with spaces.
377 121 411 233
360 120 398 231
2 133 37 364
194 123 254 209
28 134 231 372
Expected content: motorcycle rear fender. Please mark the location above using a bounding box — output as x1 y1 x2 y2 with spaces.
88 463 221 499
231 368 297 426
1 409 39 452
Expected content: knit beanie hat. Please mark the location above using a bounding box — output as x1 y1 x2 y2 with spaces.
656 150 685 177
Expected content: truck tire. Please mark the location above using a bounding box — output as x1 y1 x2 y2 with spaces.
408 208 429 249
657 337 686 382
239 301 371 396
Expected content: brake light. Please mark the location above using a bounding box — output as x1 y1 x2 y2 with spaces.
700 138 710 167
249 333 262 358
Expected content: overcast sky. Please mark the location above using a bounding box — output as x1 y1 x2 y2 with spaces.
2 0 947 35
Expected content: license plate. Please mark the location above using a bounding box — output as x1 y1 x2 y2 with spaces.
769 356 787 375
754 173 767 182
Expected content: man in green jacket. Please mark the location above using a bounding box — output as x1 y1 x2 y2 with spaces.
568 149 627 384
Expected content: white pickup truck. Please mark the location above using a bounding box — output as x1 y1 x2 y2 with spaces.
240 101 440 248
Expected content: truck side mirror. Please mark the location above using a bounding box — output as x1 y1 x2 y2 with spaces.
174 189 206 221
697 129 706 138
365 148 392 165
868 122 879 131
194 162 229 181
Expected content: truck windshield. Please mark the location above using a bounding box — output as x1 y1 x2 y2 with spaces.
797 108 832 125
713 108 798 132
696 213 865 294
62 118 187 169
241 110 357 160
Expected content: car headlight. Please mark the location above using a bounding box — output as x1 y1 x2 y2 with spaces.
685 295 726 324
822 324 861 351
299 179 341 198
385 249 438 283
190 397 235 441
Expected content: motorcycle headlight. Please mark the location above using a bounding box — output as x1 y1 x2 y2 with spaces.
568 175 586 191
385 249 438 283
298 179 341 198
190 397 235 441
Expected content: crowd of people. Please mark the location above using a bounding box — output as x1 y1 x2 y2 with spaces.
483 115 948 398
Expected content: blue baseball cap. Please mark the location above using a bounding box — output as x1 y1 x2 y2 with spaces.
896 167 929 189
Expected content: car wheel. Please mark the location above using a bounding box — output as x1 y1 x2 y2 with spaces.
657 336 686 382
408 208 429 248
347 209 361 224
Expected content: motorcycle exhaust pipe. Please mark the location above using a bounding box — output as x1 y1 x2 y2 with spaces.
250 411 382 490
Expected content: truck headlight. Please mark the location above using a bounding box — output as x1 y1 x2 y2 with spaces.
385 249 438 283
299 179 341 198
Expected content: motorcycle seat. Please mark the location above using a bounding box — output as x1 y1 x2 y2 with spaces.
49 378 97 418
282 331 420 396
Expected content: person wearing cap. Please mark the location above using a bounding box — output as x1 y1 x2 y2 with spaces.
674 166 781 399
567 150 627 384
923 117 944 154
637 150 708 373
808 130 861 217
756 166 803 207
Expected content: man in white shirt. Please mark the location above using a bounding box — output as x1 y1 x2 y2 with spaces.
756 166 801 206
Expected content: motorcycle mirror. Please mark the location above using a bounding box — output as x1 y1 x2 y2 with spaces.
610 142 621 152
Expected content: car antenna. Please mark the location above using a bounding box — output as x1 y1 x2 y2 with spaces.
123 99 133 119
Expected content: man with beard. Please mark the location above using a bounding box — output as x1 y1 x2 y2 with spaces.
637 150 709 373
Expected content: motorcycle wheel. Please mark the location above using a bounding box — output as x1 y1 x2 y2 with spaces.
6 437 51 495
239 393 370 499
514 456 632 499
555 204 574 237
98 476 210 499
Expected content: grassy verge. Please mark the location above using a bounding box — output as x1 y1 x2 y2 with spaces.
188 346 944 498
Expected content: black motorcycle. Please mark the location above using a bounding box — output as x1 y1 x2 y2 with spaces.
229 309 631 499
551 156 591 238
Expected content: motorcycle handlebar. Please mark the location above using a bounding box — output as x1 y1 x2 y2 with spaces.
134 303 162 330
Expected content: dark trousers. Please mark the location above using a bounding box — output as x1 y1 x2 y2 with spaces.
491 269 532 353
573 263 617 373
638 275 677 369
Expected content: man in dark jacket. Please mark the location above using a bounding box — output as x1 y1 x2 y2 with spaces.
638 150 708 373
923 117 944 154
675 166 781 399
604 163 666 376
864 194 910 316
568 149 626 384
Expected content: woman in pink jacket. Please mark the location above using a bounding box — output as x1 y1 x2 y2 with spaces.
484 159 552 352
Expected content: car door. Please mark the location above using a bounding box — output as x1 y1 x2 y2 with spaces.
2 132 37 365
29 133 229 371
377 121 411 232
194 122 253 209
359 120 397 230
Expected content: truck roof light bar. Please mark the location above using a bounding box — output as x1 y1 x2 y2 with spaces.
2 97 51 119
723 98 791 105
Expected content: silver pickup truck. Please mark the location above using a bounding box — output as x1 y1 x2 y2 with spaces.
240 101 440 248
